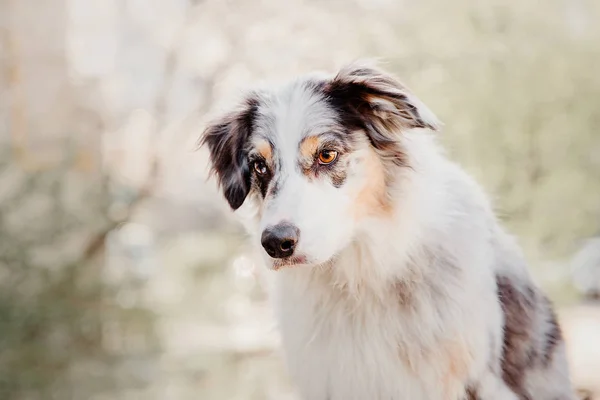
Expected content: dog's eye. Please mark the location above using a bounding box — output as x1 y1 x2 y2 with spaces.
254 160 268 175
318 150 338 165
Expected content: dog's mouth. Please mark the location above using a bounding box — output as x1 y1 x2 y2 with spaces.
272 255 309 271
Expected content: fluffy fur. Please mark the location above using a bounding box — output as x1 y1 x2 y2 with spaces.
201 61 576 400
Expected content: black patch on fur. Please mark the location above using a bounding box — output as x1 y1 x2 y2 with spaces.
495 274 569 399
465 386 480 400
542 298 562 366
322 81 405 166
330 169 347 188
496 274 537 399
248 139 276 199
201 95 260 209
251 160 272 198
318 65 436 167
268 177 280 197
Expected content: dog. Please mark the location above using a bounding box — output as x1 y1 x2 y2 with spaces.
200 61 577 400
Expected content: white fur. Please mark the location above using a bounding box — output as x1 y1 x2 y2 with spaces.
259 132 505 399
216 70 576 400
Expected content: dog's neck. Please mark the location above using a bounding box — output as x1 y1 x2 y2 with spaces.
313 187 436 299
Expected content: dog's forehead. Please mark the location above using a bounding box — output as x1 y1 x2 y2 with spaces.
253 78 339 151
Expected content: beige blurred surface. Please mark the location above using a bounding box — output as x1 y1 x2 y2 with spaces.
0 0 599 399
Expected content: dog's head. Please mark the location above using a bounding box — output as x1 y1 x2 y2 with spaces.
201 62 438 270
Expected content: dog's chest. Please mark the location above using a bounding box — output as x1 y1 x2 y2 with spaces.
273 274 466 400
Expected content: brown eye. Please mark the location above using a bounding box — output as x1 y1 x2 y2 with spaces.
318 150 338 165
254 160 267 175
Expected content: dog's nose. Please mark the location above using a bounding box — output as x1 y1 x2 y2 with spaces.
261 223 299 259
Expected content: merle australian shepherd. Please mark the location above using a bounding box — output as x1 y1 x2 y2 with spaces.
200 61 576 400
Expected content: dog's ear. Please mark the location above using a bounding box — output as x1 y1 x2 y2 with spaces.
200 95 260 210
323 62 440 164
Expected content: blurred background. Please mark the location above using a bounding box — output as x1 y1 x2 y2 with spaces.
0 0 599 399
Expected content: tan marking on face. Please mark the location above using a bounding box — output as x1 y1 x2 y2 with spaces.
299 136 320 160
256 140 272 162
351 146 393 219
298 136 321 177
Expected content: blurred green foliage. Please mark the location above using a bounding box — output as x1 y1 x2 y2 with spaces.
384 0 600 261
0 0 599 399
0 154 159 399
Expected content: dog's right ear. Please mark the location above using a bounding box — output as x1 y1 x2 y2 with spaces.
200 96 260 210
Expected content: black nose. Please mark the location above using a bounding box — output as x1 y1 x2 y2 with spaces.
261 223 299 259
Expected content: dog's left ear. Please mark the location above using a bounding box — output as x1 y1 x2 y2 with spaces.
325 62 439 132
323 63 440 164
200 96 260 210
